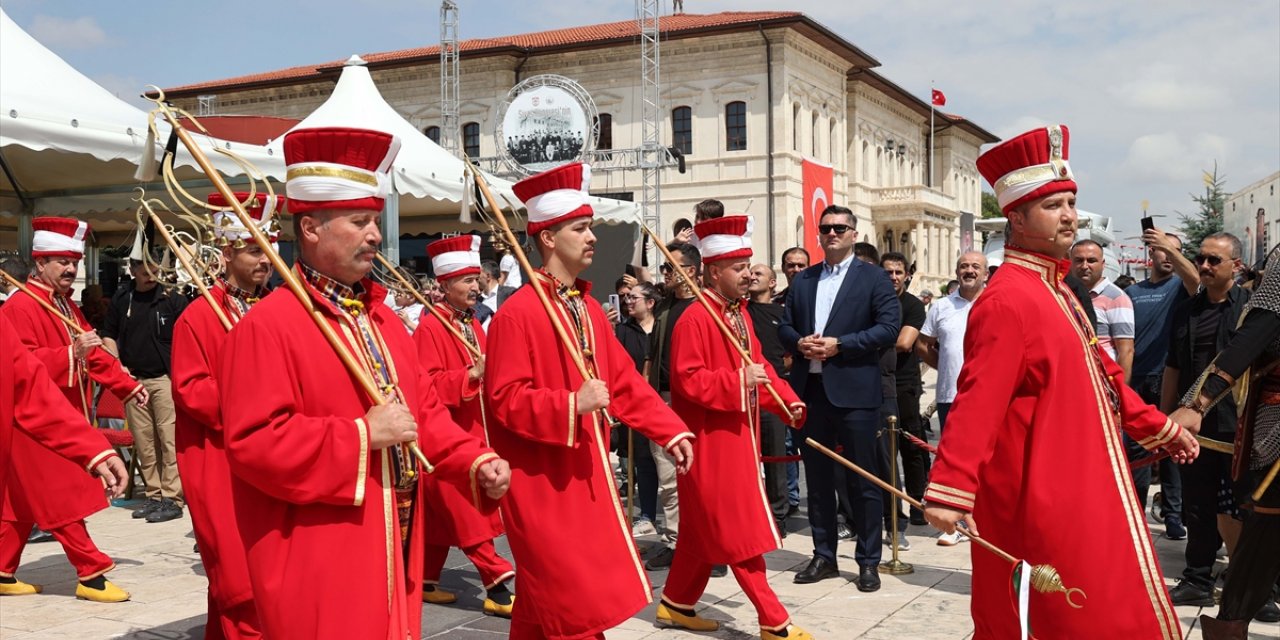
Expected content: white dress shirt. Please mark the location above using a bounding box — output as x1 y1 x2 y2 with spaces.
810 253 854 373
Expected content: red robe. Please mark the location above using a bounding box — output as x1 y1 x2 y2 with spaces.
0 281 141 528
218 274 499 640
924 248 1183 640
1 315 118 505
485 273 693 640
414 303 505 549
670 292 800 564
171 284 255 612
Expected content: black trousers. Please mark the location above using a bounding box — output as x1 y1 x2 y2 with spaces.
895 382 930 520
759 411 791 523
1179 447 1235 588
1218 471 1280 621
799 375 883 568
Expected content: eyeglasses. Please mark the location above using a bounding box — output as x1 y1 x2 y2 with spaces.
1194 254 1225 266
818 224 853 235
660 263 695 273
622 294 644 301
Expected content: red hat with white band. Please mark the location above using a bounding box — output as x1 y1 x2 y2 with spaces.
426 235 482 281
32 217 89 259
693 215 753 265
207 192 281 246
977 124 1076 214
283 126 401 215
513 162 594 235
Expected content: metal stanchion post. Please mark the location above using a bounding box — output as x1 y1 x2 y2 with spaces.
879 415 914 575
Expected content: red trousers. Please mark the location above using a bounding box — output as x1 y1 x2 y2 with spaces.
423 539 515 589
0 520 113 580
662 551 790 631
204 593 263 640
509 617 604 640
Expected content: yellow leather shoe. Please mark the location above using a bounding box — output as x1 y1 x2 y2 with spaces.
483 594 515 618
762 624 814 640
0 580 42 596
422 586 457 605
656 603 719 632
75 580 129 603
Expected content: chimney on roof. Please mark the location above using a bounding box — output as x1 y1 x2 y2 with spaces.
345 55 367 67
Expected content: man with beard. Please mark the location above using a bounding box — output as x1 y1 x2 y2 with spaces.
773 247 811 306
916 252 988 443
218 126 511 640
414 235 516 617
0 216 147 603
485 162 694 640
170 192 279 639
880 251 930 525
924 124 1197 638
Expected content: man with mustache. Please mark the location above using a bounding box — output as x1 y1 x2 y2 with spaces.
923 125 1198 638
0 216 147 603
414 235 516 617
217 126 511 640
485 162 694 640
170 192 279 638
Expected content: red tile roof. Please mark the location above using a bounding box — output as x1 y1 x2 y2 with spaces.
165 11 810 95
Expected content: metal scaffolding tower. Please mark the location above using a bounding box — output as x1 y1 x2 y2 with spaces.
439 0 461 156
637 0 662 265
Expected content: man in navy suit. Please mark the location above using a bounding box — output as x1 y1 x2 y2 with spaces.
780 205 900 592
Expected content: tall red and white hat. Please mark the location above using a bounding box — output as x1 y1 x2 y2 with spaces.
207 192 281 246
32 217 89 259
693 215 753 264
977 124 1076 214
426 235 482 280
283 126 401 215
513 162 594 235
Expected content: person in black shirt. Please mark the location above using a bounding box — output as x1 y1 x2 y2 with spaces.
747 264 791 535
102 259 189 523
881 252 930 525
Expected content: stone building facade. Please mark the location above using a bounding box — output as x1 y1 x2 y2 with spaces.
1223 170 1279 267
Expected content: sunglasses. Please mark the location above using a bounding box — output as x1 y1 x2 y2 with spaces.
660 263 695 272
818 224 853 235
1194 254 1225 266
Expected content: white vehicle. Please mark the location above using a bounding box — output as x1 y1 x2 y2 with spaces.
977 209 1122 283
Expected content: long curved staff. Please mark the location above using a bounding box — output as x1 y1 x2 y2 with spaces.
135 194 233 331
0 271 101 342
637 225 796 423
145 87 435 473
462 155 620 427
373 253 481 359
805 437 1086 608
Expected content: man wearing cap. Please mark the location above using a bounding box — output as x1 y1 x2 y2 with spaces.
485 162 695 640
922 125 1198 638
170 192 279 639
0 216 146 603
217 127 511 640
415 235 516 618
656 215 812 640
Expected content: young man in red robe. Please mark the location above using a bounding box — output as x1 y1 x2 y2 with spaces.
658 215 812 640
217 126 512 640
0 217 146 603
171 192 279 639
923 125 1200 639
415 234 516 617
485 162 696 640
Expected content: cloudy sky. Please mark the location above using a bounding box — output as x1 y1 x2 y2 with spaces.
4 0 1277 240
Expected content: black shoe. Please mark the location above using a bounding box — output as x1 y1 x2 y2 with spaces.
785 503 799 519
1169 579 1215 607
27 528 54 544
146 499 183 523
710 565 728 578
857 565 881 592
775 520 788 539
644 546 675 571
1164 516 1187 540
793 556 839 584
132 498 162 519
1256 599 1280 623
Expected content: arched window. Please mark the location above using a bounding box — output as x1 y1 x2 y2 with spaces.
829 117 838 165
860 140 869 182
811 112 820 158
596 113 613 150
424 126 441 144
725 101 747 151
463 122 480 158
672 106 692 155
792 103 801 151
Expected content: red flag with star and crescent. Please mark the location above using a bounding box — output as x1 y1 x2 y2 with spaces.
932 89 946 106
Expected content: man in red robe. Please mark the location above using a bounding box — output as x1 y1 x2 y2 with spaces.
415 234 516 616
486 162 695 640
171 192 279 639
0 217 146 603
658 215 811 640
923 125 1199 639
218 126 511 640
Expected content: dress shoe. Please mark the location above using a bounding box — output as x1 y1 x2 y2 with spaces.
27 528 54 544
76 580 130 603
710 565 728 578
132 498 162 519
1255 598 1280 623
146 499 184 523
793 556 838 584
762 624 814 640
0 580 42 596
483 595 514 618
645 546 675 570
422 586 457 604
1198 615 1248 640
857 565 881 592
656 603 719 632
1169 579 1216 607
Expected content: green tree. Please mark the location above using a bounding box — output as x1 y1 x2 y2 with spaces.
981 191 1002 219
1175 163 1226 258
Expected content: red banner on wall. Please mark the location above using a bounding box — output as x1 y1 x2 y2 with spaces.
802 158 834 261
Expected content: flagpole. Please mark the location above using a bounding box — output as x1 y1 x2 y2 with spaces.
928 81 935 188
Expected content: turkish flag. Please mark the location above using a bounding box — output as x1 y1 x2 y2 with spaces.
931 89 946 106
802 159 834 260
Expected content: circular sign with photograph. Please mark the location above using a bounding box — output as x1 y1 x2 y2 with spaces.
497 75 598 176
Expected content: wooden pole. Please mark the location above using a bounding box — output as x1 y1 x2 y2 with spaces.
138 201 233 331
1 271 86 336
373 253 481 359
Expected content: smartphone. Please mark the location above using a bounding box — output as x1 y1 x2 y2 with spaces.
608 293 620 310
1140 216 1154 232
